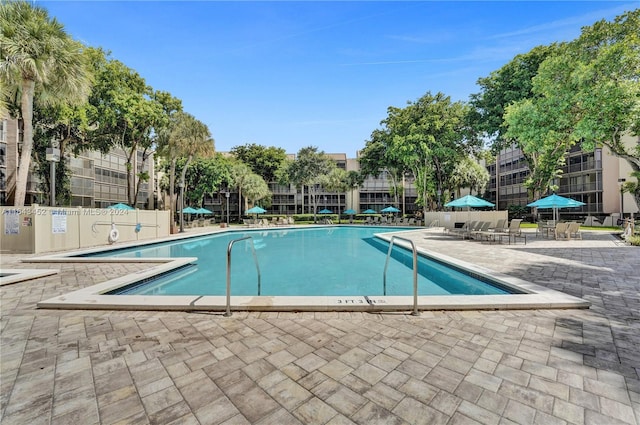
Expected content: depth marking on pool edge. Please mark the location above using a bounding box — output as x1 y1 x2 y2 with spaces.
336 296 387 304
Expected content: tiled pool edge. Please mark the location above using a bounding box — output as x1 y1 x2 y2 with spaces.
32 228 590 312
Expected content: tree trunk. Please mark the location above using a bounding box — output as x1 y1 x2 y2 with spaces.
179 155 193 231
125 146 136 205
169 158 176 222
13 79 36 207
133 148 150 209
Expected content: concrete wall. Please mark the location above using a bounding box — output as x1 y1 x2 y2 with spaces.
423 210 509 230
604 133 640 215
0 205 170 254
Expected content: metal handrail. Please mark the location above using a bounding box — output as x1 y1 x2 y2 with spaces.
383 236 420 316
225 236 261 317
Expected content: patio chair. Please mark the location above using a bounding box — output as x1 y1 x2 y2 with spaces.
535 221 545 238
450 221 476 239
470 221 492 240
490 219 507 233
566 221 582 240
487 219 524 244
554 222 570 240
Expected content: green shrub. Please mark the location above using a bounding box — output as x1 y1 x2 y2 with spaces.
627 235 640 246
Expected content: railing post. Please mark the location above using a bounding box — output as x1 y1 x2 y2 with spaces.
383 236 420 316
225 236 262 317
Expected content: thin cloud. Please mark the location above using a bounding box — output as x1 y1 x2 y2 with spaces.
488 3 633 40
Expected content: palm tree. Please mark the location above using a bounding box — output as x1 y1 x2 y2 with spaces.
0 1 91 206
231 163 252 220
170 112 214 232
243 173 271 210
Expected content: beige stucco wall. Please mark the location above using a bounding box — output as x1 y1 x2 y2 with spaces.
0 205 170 254
601 134 640 214
423 210 509 230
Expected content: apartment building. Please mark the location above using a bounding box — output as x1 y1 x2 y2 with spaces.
485 134 639 220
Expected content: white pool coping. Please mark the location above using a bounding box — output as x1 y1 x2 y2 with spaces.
0 268 59 286
32 227 590 312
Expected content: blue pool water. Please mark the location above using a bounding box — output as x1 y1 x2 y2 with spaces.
90 226 515 296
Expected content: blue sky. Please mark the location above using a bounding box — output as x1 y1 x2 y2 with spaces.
42 1 636 157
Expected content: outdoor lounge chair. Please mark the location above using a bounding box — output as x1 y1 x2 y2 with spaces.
566 221 582 240
490 219 507 233
554 222 570 240
470 221 491 240
450 221 477 239
486 219 525 244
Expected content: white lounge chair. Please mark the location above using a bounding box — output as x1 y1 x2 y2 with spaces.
566 221 582 240
554 222 570 240
486 219 525 244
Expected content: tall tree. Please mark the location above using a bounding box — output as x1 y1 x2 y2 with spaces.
383 92 472 213
279 146 336 222
87 51 170 206
31 101 98 206
231 162 253 218
320 167 349 221
449 156 490 198
0 0 92 206
469 45 557 152
151 91 183 216
505 10 640 205
230 143 287 183
242 173 271 208
171 112 214 230
345 170 364 211
181 154 231 208
359 128 408 208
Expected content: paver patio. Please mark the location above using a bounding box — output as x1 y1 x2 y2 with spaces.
1 227 639 424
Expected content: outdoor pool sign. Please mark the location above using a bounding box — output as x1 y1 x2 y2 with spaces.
3 209 19 235
52 210 67 234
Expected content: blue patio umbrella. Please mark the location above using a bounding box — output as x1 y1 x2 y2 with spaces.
445 195 495 224
527 193 585 222
319 209 333 214
245 206 267 214
381 206 401 213
444 195 495 208
182 207 198 214
246 205 266 222
343 209 357 215
107 203 135 210
195 207 212 214
363 209 377 214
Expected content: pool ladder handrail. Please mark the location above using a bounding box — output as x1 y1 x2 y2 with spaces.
383 235 420 316
225 236 261 317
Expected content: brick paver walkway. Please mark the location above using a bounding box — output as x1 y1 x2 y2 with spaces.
1 228 638 424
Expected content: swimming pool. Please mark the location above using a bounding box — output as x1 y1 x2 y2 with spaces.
35 226 590 312
85 226 515 297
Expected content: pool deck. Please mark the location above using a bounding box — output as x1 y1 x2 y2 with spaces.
1 226 639 424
